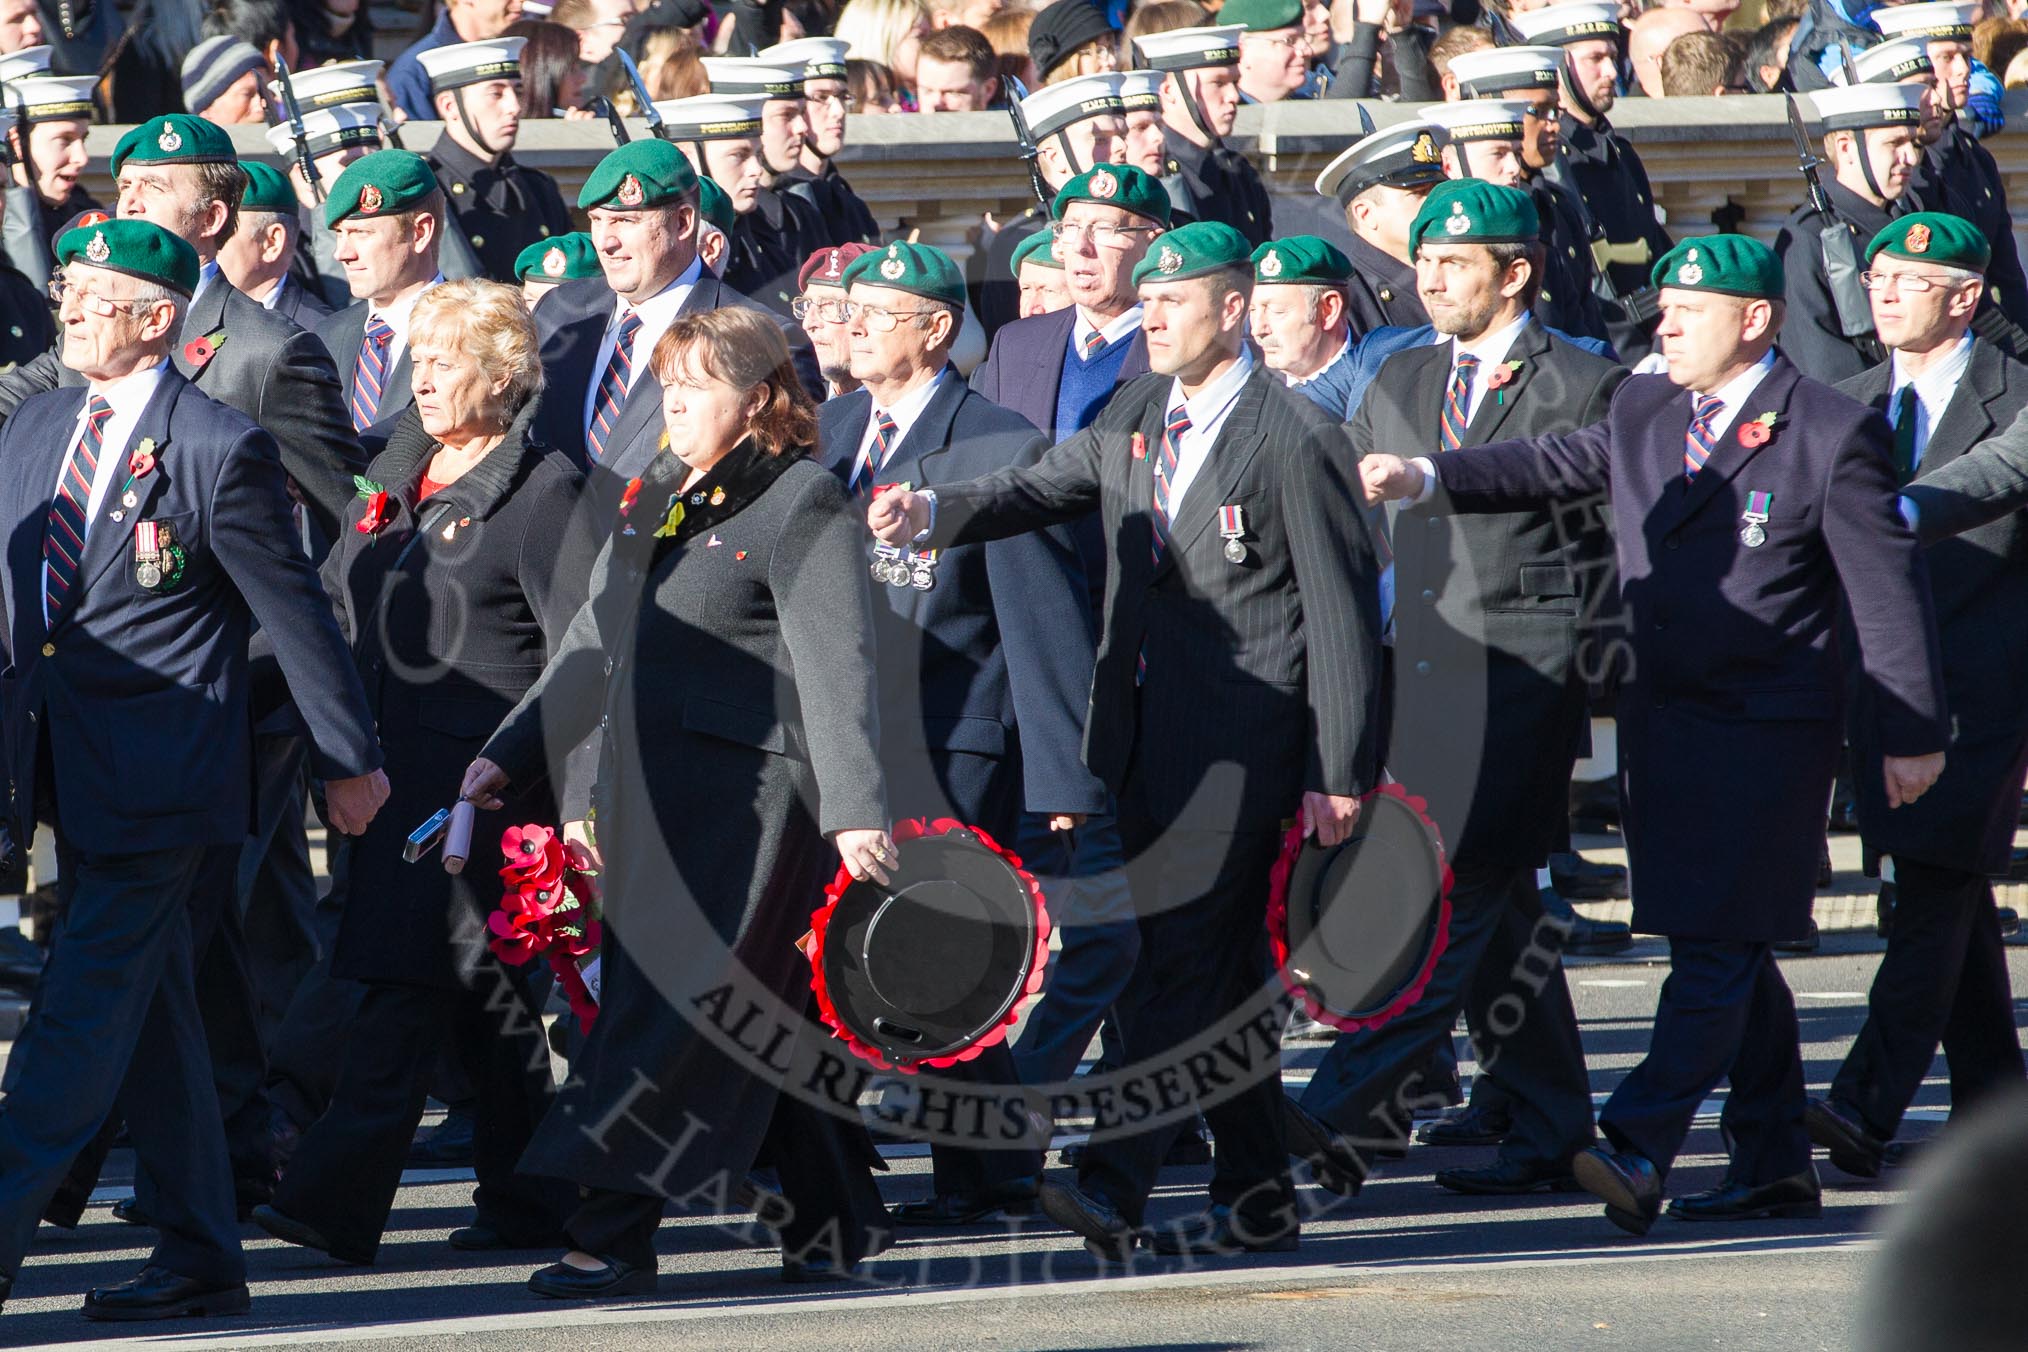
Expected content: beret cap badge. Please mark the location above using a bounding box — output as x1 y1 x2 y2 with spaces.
1444 203 1471 236
157 122 182 153
1158 245 1182 274
359 183 383 213
85 230 110 263
1089 168 1117 200
1260 249 1282 277
1906 223 1931 254
542 246 567 276
617 174 644 206
1677 246 1702 286
880 255 905 280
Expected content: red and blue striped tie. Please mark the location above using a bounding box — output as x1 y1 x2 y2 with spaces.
587 311 643 464
1082 327 1106 360
350 315 394 433
1440 353 1478 452
1139 405 1192 685
850 411 898 497
45 395 113 626
1683 392 1723 480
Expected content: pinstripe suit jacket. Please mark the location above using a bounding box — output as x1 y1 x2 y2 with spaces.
926 363 1384 830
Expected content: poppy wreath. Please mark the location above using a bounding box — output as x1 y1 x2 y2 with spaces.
806 816 1051 1073
486 823 603 1028
1263 782 1455 1033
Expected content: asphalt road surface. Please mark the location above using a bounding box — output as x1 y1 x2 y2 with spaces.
2 923 2018 1351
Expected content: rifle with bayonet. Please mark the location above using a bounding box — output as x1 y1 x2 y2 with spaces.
617 49 673 142
1001 74 1049 210
273 55 324 205
1786 93 1885 366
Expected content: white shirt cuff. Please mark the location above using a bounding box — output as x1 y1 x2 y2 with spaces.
1409 457 1439 505
916 488 938 544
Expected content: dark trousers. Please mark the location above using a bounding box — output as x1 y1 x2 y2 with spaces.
238 737 320 1053
1301 862 1594 1167
568 1090 890 1271
269 966 572 1258
266 841 362 1130
1010 810 1140 1091
1600 938 1810 1185
1832 857 2025 1140
0 840 243 1285
1076 817 1291 1229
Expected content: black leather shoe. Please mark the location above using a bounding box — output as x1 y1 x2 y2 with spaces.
1667 1168 1822 1222
527 1255 656 1300
1806 1097 1885 1179
1435 1157 1582 1195
250 1203 374 1266
1572 1147 1663 1236
1876 881 1896 939
1417 1102 1513 1147
1539 886 1633 956
781 1227 893 1283
112 1196 152 1227
1281 1094 1368 1196
81 1266 250 1321
407 1106 476 1167
1773 918 1820 955
2000 907 2021 939
1549 852 1629 901
1883 1139 1924 1169
0 925 44 994
891 1177 1038 1226
1149 1205 1298 1256
1037 1180 1137 1264
448 1222 568 1252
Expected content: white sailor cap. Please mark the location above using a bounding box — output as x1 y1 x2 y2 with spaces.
1872 2 1978 42
1839 37 1934 86
1420 98 1531 143
264 101 384 159
1809 80 1927 132
417 38 526 94
5 74 94 124
1132 24 1245 72
702 57 807 101
760 37 850 82
0 45 53 85
1117 69 1162 110
1020 72 1126 140
1314 121 1449 204
272 59 384 112
1447 46 1564 96
1510 2 1622 46
654 93 768 140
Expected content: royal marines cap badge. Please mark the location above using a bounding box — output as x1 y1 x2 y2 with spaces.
1089 168 1118 200
1260 249 1283 278
1157 245 1182 274
1676 246 1703 287
359 183 383 213
541 246 567 277
1906 222 1932 254
879 243 906 281
157 120 182 153
85 229 109 264
617 173 644 207
1444 202 1471 236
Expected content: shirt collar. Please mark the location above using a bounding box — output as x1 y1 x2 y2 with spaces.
1074 304 1143 354
1695 349 1779 432
371 273 444 343
88 358 170 411
1890 332 1975 407
874 364 951 438
1169 347 1255 426
1451 311 1531 371
191 260 223 306
616 254 704 330
1289 332 1352 387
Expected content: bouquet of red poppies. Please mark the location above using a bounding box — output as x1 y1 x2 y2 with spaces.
485 823 602 1029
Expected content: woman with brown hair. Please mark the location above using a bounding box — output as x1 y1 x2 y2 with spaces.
462 306 898 1297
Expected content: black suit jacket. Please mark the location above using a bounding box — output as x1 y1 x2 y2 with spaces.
969 306 1151 438
927 363 1384 830
0 280 365 545
315 299 416 456
1430 354 1947 940
270 274 333 327
819 376 1104 831
530 273 822 527
1838 339 2028 872
1352 318 1625 866
0 374 380 855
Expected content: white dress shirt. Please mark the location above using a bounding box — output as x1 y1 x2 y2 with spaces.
1445 311 1531 426
580 256 703 432
43 361 170 623
190 260 223 309
1160 347 1255 514
367 273 444 381
853 366 951 485
1888 332 1974 474
1072 305 1142 359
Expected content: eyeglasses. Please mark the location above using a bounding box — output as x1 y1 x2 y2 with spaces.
47 275 155 316
807 92 847 112
838 302 942 330
1520 98 1558 119
791 295 851 322
1242 30 1308 52
1050 220 1159 251
1860 271 1969 294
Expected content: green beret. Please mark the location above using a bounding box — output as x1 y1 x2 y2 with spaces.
1866 211 1990 274
515 232 601 283
578 139 699 211
844 241 966 306
1251 235 1352 286
1130 220 1253 287
1408 179 1540 256
56 218 200 297
1652 233 1784 300
1221 0 1303 30
110 115 237 176
239 160 298 216
323 150 441 228
1051 163 1171 228
1011 230 1063 275
697 176 736 238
